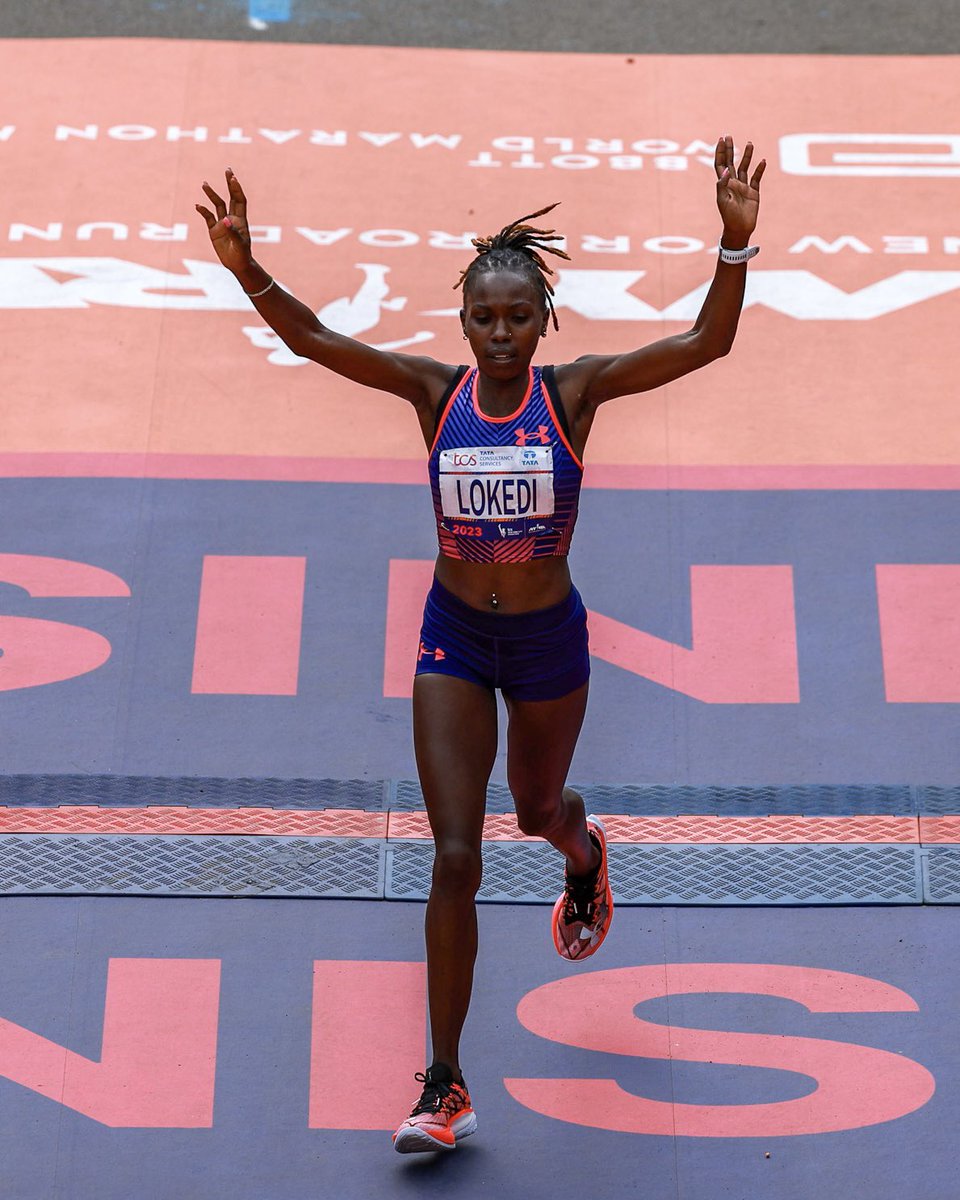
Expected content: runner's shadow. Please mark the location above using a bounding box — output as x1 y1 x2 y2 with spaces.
395 1139 485 1181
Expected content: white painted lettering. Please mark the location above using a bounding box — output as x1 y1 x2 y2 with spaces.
409 133 461 149
780 133 960 177
108 125 156 141
492 136 534 152
259 129 301 145
358 229 420 248
632 139 680 154
553 154 599 170
661 270 960 321
683 139 716 156
55 124 97 141
883 236 929 254
310 130 347 146
77 222 128 242
428 231 478 250
8 223 63 242
296 227 353 246
553 269 661 320
140 223 189 242
582 235 630 254
166 126 208 142
788 235 872 255
0 260 86 307
644 235 703 255
359 132 402 147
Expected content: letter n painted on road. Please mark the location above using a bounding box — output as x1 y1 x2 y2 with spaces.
0 553 130 692
876 564 960 701
0 958 220 1126
587 565 799 702
505 963 935 1136
191 555 306 695
310 961 426 1129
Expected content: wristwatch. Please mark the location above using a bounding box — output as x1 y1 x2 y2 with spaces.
718 243 760 264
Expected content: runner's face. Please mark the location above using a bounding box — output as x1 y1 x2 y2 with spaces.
461 271 547 377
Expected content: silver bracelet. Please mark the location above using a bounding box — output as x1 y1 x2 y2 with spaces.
718 243 760 265
244 276 275 298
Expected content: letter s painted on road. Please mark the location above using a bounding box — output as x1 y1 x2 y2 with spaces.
504 963 935 1136
0 554 130 691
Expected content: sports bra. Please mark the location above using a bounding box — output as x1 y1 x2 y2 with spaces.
427 365 583 563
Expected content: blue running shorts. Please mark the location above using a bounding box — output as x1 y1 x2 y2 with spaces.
415 577 590 702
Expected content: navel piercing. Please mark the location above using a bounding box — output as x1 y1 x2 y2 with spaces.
490 593 499 610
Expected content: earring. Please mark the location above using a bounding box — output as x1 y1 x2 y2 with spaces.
540 329 547 338
462 333 468 341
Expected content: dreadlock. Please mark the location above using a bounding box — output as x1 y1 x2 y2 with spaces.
454 203 571 331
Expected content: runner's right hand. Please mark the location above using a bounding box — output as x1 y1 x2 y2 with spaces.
196 168 253 274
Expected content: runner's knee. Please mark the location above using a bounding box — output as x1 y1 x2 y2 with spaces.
513 797 562 839
431 841 483 898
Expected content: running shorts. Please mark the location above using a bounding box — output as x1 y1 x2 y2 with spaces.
414 576 590 702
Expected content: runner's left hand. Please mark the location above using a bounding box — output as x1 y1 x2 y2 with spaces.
714 135 765 246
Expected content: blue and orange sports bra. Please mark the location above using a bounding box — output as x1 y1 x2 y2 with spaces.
428 365 583 563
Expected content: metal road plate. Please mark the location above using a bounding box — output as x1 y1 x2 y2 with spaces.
921 847 960 903
0 775 389 810
0 834 385 898
387 842 923 905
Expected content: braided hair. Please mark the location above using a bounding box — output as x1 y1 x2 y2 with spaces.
454 203 571 331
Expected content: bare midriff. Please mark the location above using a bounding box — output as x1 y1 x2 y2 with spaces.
433 554 573 614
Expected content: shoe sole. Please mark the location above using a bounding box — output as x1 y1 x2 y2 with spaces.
552 815 613 960
393 1111 477 1154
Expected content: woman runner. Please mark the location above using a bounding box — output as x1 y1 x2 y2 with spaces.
197 134 764 1154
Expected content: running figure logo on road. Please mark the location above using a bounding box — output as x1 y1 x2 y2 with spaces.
242 263 435 365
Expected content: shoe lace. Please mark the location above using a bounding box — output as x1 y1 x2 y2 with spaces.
410 1072 462 1118
563 870 597 925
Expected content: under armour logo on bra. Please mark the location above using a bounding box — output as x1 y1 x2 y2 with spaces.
515 426 551 446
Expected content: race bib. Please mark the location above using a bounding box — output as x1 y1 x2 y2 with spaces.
438 445 555 521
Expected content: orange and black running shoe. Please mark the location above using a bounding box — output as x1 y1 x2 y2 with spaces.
552 815 614 960
392 1063 477 1154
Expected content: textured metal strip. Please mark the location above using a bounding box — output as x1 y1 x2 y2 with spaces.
386 813 919 844
388 812 535 841
0 808 918 845
0 777 932 816
0 835 384 898
919 818 960 844
0 775 389 810
395 781 916 815
386 842 922 906
0 807 386 838
394 780 519 812
917 787 960 815
922 848 960 903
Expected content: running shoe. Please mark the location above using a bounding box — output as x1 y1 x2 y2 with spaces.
392 1064 477 1154
552 815 613 960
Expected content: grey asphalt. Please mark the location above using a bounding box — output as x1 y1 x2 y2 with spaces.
3 0 958 54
